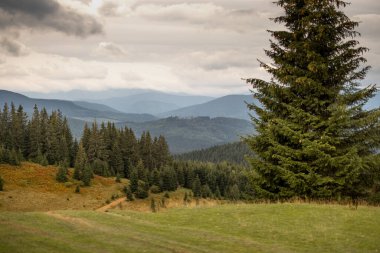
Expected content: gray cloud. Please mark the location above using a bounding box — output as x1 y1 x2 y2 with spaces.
98 1 120 17
0 0 103 37
0 37 29 56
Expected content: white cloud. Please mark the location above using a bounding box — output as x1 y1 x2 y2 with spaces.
93 41 128 60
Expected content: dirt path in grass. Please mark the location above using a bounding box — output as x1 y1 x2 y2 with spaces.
46 211 94 227
96 197 126 212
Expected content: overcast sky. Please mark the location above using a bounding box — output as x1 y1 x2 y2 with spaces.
0 0 379 96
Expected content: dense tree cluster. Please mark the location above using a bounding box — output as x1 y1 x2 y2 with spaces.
78 121 171 179
0 103 75 166
175 142 253 166
156 161 254 200
246 0 380 202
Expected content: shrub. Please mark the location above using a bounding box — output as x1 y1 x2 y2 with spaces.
136 182 149 199
75 185 80 193
150 185 161 194
64 182 73 188
56 164 68 183
125 186 134 201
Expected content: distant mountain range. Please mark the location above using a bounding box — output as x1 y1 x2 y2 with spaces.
159 94 255 120
25 89 215 115
0 90 156 123
92 91 214 115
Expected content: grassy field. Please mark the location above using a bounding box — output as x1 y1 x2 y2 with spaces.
1 203 379 253
1 162 380 252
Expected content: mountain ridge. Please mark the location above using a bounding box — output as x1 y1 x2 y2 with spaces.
0 90 156 123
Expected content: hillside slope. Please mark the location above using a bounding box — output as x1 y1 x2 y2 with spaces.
0 162 126 211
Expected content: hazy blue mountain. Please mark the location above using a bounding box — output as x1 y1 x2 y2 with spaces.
0 90 156 123
93 91 214 114
73 101 120 113
121 100 180 115
159 95 255 120
117 116 253 154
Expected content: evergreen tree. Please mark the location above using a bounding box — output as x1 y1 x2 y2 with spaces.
136 181 149 199
192 176 202 198
201 184 212 198
136 159 148 183
110 141 124 176
56 163 68 183
161 166 177 191
125 186 134 201
150 168 161 189
0 103 11 149
39 108 49 156
130 167 139 193
74 142 87 180
215 186 222 199
28 105 41 160
245 0 380 200
8 148 21 166
140 131 154 169
82 164 93 186
227 184 240 201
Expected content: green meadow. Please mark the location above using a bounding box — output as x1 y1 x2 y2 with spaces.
1 203 379 253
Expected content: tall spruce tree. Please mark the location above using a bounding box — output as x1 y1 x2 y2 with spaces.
246 0 380 201
74 142 87 180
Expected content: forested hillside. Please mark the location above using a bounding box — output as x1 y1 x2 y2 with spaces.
175 142 253 166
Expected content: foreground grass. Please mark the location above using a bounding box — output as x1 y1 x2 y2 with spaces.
1 203 379 253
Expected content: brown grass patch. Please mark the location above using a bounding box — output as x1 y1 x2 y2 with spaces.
0 162 126 211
